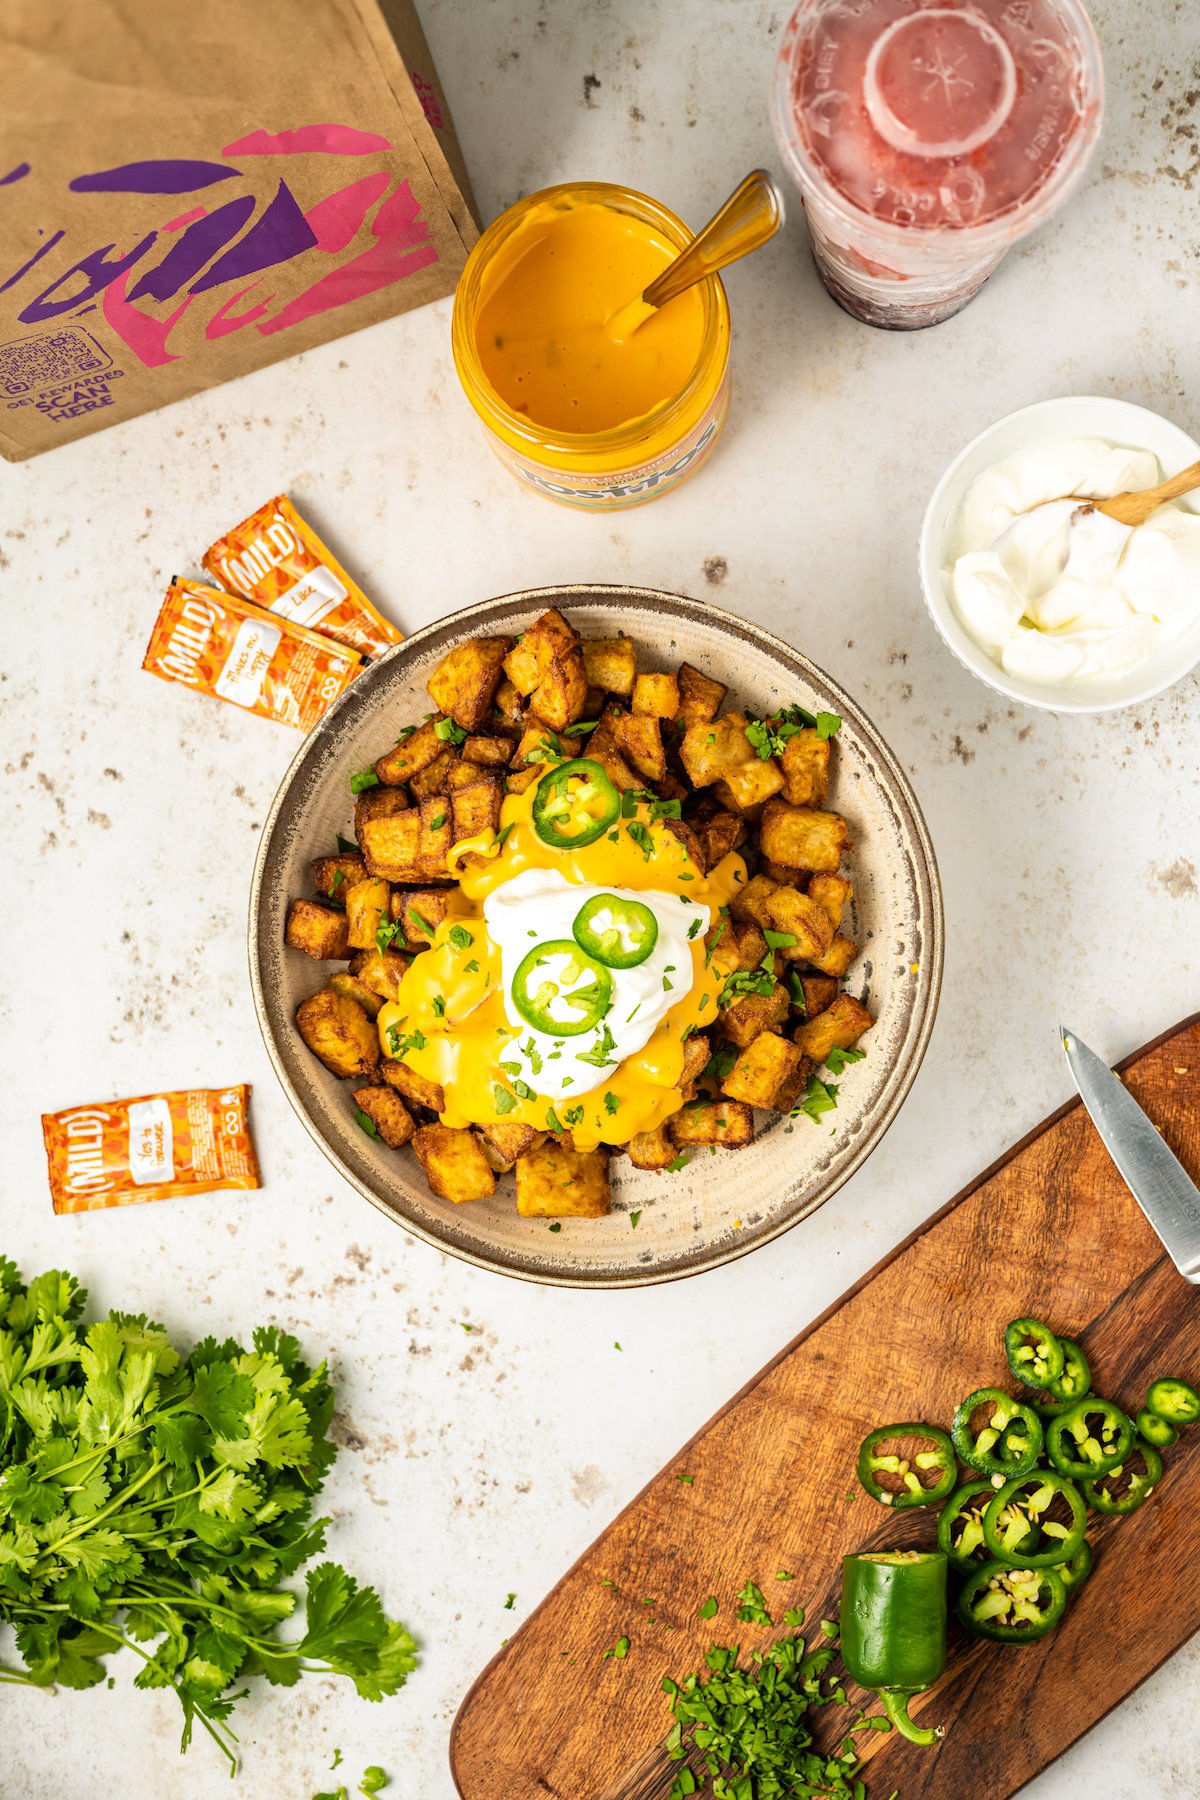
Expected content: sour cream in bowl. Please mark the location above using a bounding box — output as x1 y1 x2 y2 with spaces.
920 398 1200 713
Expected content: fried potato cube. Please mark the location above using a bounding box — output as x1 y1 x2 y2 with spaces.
716 758 785 814
286 899 350 961
721 1035 810 1112
329 971 384 1018
681 1033 711 1089
355 783 410 847
493 677 525 732
311 852 365 899
730 872 780 929
360 808 422 882
732 919 769 970
780 730 831 807
462 735 512 769
582 635 637 697
808 873 852 931
408 749 455 800
515 1138 611 1217
632 671 680 718
721 983 790 1047
657 772 689 804
760 800 849 874
372 717 445 787
585 700 626 759
390 887 452 944
344 876 391 951
679 711 754 788
504 609 580 696
792 993 874 1063
693 809 745 872
352 1085 415 1148
591 746 642 792
510 717 557 773
795 974 839 1019
350 947 410 1003
676 662 727 729
428 635 512 731
475 1120 547 1173
663 817 706 875
628 1127 678 1171
296 985 379 1078
532 647 589 732
764 887 835 962
808 935 858 978
704 919 742 980
668 1099 754 1149
616 712 667 782
417 797 454 881
451 775 503 845
412 1123 496 1203
379 1056 445 1113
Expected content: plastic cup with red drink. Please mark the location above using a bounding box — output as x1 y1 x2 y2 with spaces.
770 0 1104 329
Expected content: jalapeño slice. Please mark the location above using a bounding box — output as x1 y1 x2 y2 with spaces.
531 758 620 851
1003 1317 1065 1389
1144 1377 1200 1428
1082 1443 1162 1516
511 939 613 1038
856 1423 957 1509
1059 1539 1093 1595
982 1471 1087 1568
573 893 658 968
1136 1407 1177 1448
937 1480 1010 1575
957 1560 1067 1645
1046 1398 1135 1480
1042 1337 1091 1405
951 1389 1043 1478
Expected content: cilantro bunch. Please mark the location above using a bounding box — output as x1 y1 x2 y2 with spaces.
0 1258 416 1772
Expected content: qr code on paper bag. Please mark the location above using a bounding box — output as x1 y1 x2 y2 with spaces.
0 327 112 396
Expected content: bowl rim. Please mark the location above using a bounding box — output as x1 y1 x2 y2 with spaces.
248 583 945 1288
918 394 1200 715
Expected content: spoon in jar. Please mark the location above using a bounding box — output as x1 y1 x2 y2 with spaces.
604 168 785 342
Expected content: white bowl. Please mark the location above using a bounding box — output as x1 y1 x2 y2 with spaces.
919 396 1200 714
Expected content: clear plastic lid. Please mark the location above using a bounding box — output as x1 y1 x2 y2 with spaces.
773 0 1104 239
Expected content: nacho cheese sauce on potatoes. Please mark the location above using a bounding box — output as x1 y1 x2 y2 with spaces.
376 784 745 1151
286 606 873 1218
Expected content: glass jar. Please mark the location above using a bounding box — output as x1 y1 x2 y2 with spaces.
451 182 731 509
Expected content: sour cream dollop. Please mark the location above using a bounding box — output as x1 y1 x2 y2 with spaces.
483 868 709 1102
947 438 1200 686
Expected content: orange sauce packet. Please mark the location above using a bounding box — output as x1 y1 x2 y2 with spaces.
43 1084 261 1214
203 494 400 660
142 578 363 731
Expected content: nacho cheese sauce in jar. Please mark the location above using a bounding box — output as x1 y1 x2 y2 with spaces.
452 183 731 509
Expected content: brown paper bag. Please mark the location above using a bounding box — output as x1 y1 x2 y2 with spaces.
0 0 478 460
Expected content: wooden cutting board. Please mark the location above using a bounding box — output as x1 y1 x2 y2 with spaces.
450 1018 1200 1800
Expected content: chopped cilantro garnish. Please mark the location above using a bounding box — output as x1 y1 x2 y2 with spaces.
704 917 727 967
664 1153 689 1173
763 929 796 949
546 1106 564 1134
603 1636 630 1660
548 1222 562 1233
629 1210 641 1229
564 1104 584 1126
697 1595 718 1618
719 966 775 1008
350 768 379 795
792 1073 839 1123
626 821 654 861
603 1091 620 1115
702 1044 738 1082
355 1109 379 1139
376 917 407 954
430 810 447 831
336 833 358 853
448 924 474 951
330 868 348 893
434 718 468 745
504 1592 517 1609
394 724 418 744
386 1022 426 1059
687 917 703 940
408 907 434 939
578 1024 618 1068
787 968 808 1012
563 718 599 736
432 995 446 1019
649 796 682 821
464 958 480 973
735 1581 773 1627
825 1046 866 1075
493 1085 517 1115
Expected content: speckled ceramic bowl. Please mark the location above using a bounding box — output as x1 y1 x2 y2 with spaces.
250 586 943 1287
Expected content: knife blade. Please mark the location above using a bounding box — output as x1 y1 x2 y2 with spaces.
1061 1026 1200 1284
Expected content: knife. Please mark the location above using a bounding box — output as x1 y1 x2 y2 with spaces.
1061 1026 1200 1284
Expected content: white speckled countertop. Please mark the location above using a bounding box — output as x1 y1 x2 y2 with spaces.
2 2 1198 1795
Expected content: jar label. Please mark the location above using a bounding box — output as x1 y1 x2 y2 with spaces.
486 373 731 510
